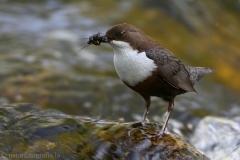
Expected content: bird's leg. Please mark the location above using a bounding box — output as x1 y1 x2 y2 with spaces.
159 101 174 134
141 96 151 121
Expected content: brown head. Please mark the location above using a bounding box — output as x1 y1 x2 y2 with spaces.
104 23 161 52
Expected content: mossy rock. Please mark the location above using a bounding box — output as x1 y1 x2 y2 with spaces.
0 103 208 160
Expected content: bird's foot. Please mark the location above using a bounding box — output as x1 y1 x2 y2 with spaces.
141 117 150 123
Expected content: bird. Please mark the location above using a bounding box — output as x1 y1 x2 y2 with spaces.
88 23 214 134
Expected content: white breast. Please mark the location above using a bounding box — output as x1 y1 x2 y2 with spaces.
110 40 157 86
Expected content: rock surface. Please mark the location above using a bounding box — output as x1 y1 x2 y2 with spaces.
190 116 240 160
0 103 208 160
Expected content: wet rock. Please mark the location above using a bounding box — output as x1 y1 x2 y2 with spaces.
0 103 208 160
190 116 240 160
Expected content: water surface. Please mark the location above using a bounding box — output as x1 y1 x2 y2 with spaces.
0 0 239 130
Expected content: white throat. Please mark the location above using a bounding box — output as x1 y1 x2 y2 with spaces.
110 40 157 86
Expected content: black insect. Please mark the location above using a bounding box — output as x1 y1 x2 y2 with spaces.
77 32 109 53
87 32 108 45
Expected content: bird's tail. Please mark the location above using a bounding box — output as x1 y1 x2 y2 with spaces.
185 66 215 85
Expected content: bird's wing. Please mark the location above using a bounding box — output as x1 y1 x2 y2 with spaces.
146 48 196 93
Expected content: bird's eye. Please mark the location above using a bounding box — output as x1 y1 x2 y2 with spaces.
120 31 125 35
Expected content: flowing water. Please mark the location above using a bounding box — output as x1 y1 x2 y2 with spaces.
0 0 240 129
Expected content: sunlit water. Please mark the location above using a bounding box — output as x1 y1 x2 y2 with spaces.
0 0 239 130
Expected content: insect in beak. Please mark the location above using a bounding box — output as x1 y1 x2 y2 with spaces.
87 32 109 45
77 32 110 54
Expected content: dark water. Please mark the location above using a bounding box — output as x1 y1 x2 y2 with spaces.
0 0 239 128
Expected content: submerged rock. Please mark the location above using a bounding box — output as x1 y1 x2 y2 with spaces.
0 103 208 160
190 116 240 160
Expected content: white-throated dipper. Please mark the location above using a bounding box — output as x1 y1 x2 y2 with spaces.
87 23 214 134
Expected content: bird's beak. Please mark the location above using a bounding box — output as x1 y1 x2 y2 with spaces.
87 33 110 45
101 35 110 43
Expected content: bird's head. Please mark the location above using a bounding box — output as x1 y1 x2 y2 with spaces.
104 23 152 52
87 24 158 52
